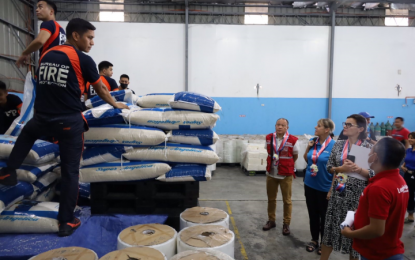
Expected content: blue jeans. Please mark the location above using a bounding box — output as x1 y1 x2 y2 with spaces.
361 254 403 260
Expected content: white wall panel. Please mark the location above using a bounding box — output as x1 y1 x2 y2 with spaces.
189 25 330 98
333 27 415 99
58 21 185 96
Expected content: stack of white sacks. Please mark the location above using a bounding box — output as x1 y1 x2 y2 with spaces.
78 90 220 184
0 89 221 234
216 134 309 172
0 135 61 213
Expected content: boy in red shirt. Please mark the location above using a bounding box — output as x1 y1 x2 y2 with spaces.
341 138 409 260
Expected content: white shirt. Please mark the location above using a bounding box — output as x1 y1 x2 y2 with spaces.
266 137 299 179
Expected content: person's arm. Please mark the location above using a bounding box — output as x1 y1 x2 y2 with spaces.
108 78 119 92
83 93 88 101
401 162 408 173
341 218 386 239
292 140 300 162
16 30 51 68
404 139 410 150
304 139 315 162
92 81 128 109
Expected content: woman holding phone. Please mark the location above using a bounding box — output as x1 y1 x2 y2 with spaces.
320 114 374 260
303 119 336 255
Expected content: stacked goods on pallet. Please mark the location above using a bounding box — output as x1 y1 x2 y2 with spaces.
240 143 268 172
0 135 60 213
87 92 220 229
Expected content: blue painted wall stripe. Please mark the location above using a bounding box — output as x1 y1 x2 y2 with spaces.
212 97 415 135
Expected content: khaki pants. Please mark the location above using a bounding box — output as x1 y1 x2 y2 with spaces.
266 175 293 224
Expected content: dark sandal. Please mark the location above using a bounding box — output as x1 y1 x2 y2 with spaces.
306 241 318 252
317 246 322 255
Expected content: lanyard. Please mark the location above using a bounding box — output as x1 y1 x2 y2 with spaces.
273 131 289 157
341 139 362 165
312 136 332 164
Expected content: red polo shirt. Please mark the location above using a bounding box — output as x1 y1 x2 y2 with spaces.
353 169 409 260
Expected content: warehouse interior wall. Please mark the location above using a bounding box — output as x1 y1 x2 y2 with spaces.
58 21 415 135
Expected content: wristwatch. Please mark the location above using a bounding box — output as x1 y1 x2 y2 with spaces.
328 166 336 174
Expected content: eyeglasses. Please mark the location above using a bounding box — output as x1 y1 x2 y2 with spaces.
342 122 358 128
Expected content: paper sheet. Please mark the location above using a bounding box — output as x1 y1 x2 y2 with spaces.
340 211 355 230
349 145 371 169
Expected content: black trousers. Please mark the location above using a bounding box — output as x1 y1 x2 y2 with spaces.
404 171 415 214
8 112 86 224
304 184 329 243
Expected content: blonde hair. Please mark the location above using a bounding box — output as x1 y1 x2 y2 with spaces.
318 118 335 137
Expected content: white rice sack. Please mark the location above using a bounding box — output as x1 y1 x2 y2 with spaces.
85 89 133 108
79 161 171 183
169 92 221 113
84 125 166 146
33 171 59 196
157 164 211 182
81 146 134 166
136 93 174 108
79 182 90 199
167 129 219 146
35 183 56 202
0 135 59 165
55 182 90 199
0 182 34 212
123 108 219 130
5 72 36 136
83 103 137 127
0 161 58 183
123 144 219 165
0 200 60 233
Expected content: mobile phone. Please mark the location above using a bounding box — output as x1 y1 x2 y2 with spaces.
347 155 356 163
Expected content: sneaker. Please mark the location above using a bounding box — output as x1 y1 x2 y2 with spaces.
58 217 81 237
0 167 17 186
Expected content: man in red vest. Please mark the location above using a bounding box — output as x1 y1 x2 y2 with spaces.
263 118 299 236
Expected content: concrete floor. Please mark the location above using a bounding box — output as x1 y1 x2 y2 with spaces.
199 166 415 260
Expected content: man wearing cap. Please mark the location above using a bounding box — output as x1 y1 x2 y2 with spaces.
338 112 376 144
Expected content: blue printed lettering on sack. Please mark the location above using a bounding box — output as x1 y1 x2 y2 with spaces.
85 139 143 145
183 120 202 125
147 120 181 125
0 215 39 222
97 167 118 172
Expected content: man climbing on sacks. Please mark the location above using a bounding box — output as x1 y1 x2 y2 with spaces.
263 118 299 235
0 18 128 237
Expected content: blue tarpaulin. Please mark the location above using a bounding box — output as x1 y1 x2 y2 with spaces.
0 207 168 260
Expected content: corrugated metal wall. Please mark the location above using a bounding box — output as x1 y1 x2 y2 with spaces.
0 0 34 92
55 2 414 27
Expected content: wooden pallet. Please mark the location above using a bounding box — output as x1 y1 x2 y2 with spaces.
242 167 266 176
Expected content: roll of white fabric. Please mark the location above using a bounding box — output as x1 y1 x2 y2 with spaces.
170 249 235 260
177 225 235 258
80 161 171 183
117 224 177 259
180 207 229 230
99 247 167 260
29 247 98 260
